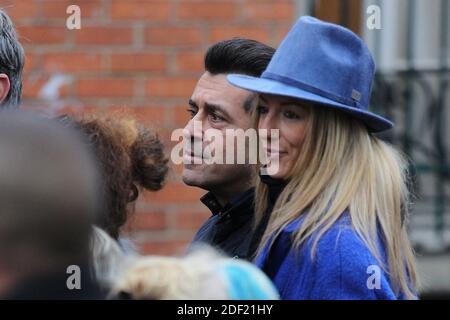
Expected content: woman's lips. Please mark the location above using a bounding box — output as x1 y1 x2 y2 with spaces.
265 149 287 156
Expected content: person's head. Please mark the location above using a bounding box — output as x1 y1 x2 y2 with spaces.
182 39 275 203
0 10 25 108
0 111 101 295
256 94 310 179
228 17 418 298
58 114 169 240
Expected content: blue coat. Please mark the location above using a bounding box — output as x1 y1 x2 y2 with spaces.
255 213 408 300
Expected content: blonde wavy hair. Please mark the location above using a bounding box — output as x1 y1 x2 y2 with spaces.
254 104 419 299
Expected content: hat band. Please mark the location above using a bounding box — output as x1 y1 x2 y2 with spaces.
261 71 362 109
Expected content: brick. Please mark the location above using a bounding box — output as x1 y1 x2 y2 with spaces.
51 104 101 116
54 104 168 127
104 105 168 126
111 53 167 73
75 26 133 45
138 240 190 256
171 163 184 176
178 1 236 21
129 211 167 231
176 51 204 73
41 0 103 19
23 52 37 74
42 52 102 73
153 127 183 150
274 24 292 45
22 75 71 99
111 0 170 20
242 1 294 21
146 77 197 98
143 182 205 204
209 26 270 43
172 210 210 230
0 1 38 20
173 104 193 128
145 26 202 46
77 77 135 97
22 78 48 99
17 26 66 45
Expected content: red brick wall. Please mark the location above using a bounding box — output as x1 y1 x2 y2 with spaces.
1 0 296 255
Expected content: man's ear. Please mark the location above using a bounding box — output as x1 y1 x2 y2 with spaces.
0 74 11 104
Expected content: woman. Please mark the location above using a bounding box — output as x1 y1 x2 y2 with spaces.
228 16 418 299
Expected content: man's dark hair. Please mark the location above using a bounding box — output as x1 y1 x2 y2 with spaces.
204 38 275 112
205 38 275 77
0 9 25 108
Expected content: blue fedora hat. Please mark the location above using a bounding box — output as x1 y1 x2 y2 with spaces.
228 16 393 132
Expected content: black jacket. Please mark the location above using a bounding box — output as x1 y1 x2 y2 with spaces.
190 188 256 260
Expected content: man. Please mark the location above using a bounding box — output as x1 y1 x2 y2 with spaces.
0 9 25 108
183 38 275 259
0 111 103 299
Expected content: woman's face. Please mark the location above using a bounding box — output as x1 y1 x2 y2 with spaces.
257 94 310 180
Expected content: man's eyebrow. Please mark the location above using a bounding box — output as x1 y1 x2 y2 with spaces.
204 102 231 119
188 99 198 108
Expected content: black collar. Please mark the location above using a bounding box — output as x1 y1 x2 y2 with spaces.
200 188 255 219
260 174 287 206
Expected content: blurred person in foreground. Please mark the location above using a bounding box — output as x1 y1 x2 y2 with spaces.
0 111 103 299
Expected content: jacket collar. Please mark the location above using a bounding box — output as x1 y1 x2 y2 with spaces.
200 188 255 219
259 174 287 206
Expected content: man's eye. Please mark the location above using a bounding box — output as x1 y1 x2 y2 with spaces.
209 113 224 122
283 110 301 119
257 106 268 115
187 108 197 118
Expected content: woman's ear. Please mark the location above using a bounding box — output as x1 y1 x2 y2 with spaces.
0 74 11 104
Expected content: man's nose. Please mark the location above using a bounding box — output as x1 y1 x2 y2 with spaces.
184 117 203 145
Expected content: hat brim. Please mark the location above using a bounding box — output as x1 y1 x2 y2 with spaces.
228 74 393 133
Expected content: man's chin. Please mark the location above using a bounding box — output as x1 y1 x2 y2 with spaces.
182 166 204 187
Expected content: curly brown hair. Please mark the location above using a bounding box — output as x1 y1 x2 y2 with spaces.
58 114 168 239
